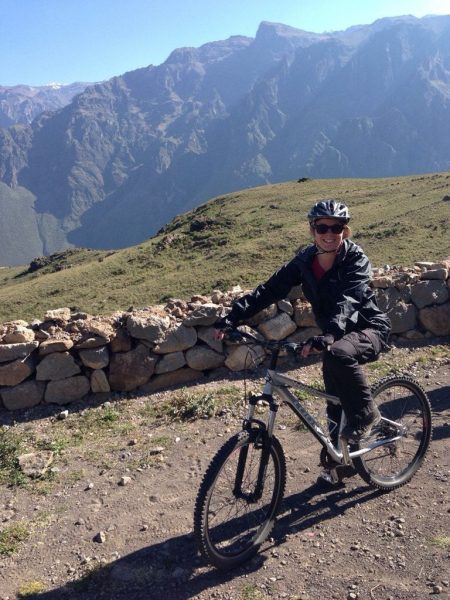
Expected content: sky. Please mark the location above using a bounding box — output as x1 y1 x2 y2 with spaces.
1 0 450 87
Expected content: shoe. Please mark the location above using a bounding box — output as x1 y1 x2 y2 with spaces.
341 406 382 443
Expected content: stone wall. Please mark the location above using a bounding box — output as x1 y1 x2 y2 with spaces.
0 259 449 411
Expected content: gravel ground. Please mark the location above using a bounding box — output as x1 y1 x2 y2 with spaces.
0 343 449 600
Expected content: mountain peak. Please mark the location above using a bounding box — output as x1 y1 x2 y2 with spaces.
254 21 329 51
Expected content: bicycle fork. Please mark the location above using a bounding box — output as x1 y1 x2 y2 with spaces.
233 389 278 503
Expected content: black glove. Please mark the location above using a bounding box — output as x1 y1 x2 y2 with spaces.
306 334 335 351
214 317 235 330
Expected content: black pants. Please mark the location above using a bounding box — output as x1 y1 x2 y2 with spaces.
322 329 383 440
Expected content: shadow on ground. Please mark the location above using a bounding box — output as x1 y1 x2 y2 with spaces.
25 482 381 600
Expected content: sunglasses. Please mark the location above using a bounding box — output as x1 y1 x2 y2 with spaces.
313 223 345 234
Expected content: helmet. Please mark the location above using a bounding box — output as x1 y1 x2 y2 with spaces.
307 199 350 223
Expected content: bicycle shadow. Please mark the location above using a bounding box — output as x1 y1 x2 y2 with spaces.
28 482 379 600
428 384 450 441
273 481 382 541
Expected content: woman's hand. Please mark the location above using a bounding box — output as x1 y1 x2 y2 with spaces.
214 317 233 340
301 334 334 357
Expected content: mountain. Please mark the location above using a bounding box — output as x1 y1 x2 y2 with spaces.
1 15 450 265
0 82 91 127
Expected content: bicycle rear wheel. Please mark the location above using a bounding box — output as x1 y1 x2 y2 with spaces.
353 375 432 490
194 430 286 570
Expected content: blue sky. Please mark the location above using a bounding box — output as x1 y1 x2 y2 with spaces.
1 0 450 86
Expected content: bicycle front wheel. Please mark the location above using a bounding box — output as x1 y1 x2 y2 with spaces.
353 375 432 490
194 430 286 570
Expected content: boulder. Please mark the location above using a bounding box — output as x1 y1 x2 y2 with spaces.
1 380 46 410
411 280 449 309
183 303 222 327
126 312 171 343
39 338 74 356
419 302 450 336
185 346 225 370
45 375 91 404
197 326 223 353
277 299 294 316
44 308 71 322
0 342 39 364
225 345 265 371
90 369 111 393
18 451 54 478
431 259 450 270
71 314 116 348
371 276 393 289
154 352 186 374
0 357 35 386
153 325 197 354
420 268 448 281
387 301 417 334
246 304 278 326
374 286 411 312
294 302 317 327
400 329 427 341
287 285 304 301
258 312 297 340
36 352 80 381
2 323 35 343
140 368 201 393
108 344 156 391
109 328 132 353
414 261 434 270
78 346 109 369
75 336 110 349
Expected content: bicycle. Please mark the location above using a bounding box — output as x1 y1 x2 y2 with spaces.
193 328 432 570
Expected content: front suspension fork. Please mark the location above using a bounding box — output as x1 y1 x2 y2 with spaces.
233 392 279 503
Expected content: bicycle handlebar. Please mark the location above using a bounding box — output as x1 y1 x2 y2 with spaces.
222 327 307 355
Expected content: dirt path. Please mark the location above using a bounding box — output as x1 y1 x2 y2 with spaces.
0 344 449 600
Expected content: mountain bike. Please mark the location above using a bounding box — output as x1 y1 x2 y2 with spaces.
193 328 432 570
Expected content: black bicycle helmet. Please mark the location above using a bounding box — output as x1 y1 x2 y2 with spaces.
307 199 350 223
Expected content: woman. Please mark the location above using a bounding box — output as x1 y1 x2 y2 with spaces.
215 199 391 485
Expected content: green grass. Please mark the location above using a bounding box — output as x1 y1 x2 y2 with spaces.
0 173 449 322
17 580 47 597
0 428 28 487
241 584 267 600
0 521 30 556
431 536 450 549
153 385 242 422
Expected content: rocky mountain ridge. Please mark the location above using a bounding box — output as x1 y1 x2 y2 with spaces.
0 82 91 127
1 16 450 265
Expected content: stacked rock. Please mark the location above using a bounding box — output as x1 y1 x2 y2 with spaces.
0 259 449 411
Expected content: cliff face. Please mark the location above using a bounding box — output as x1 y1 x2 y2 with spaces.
1 17 450 264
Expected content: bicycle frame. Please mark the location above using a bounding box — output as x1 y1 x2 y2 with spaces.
244 368 404 466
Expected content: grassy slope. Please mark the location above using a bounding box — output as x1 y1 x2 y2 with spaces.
0 173 449 322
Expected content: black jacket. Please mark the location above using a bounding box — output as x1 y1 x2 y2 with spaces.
226 239 391 342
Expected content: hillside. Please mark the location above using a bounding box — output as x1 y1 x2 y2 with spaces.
1 16 450 265
0 174 449 323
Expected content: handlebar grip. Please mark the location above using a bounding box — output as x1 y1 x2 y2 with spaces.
225 329 244 342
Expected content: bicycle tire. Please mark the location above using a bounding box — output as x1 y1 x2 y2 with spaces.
194 430 286 570
353 375 432 490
